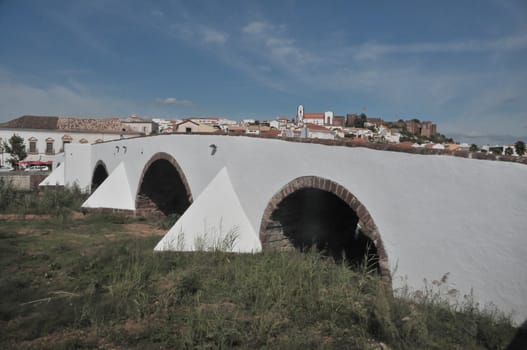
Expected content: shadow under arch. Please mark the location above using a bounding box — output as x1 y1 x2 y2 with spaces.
91 160 109 193
135 152 193 217
259 176 391 284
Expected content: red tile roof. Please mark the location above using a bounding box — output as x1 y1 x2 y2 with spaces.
397 141 414 148
0 115 59 129
0 115 125 133
303 113 324 119
261 129 281 137
177 119 199 126
307 124 332 132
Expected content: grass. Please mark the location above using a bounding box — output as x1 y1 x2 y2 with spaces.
0 213 518 349
0 187 519 349
0 178 88 217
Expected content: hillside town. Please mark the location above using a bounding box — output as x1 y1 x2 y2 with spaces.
0 105 525 169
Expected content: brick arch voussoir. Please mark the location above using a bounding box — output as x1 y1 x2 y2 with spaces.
259 175 391 285
135 152 193 207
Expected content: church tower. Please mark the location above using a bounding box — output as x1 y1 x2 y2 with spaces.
296 105 304 124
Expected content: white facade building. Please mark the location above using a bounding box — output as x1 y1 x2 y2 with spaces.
152 118 174 133
122 115 158 134
0 115 144 165
324 111 334 125
296 105 304 124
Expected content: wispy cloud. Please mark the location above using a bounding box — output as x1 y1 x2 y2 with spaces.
156 97 193 106
145 9 527 136
202 28 228 44
242 21 272 35
170 23 228 46
350 33 527 61
0 67 133 120
241 21 317 69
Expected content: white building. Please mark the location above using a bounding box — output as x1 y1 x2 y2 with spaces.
122 115 158 134
269 120 280 129
175 120 218 133
324 111 334 125
297 105 336 127
152 118 174 133
306 124 335 140
185 117 237 126
241 119 256 125
0 115 144 165
296 105 304 124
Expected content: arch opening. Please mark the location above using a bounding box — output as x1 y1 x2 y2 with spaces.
91 162 108 193
136 154 192 218
267 188 379 270
260 177 390 282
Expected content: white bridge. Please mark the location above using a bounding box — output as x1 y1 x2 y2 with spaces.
41 134 527 323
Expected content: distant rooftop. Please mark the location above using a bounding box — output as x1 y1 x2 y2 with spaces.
0 115 140 133
0 115 59 130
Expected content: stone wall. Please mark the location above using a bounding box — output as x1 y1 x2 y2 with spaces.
0 173 48 191
135 194 166 219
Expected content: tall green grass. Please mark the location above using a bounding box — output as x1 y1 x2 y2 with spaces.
0 216 517 349
0 178 87 216
0 183 518 348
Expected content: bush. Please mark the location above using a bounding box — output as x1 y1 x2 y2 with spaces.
0 182 88 216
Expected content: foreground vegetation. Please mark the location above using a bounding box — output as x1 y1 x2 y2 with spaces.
0 214 517 349
0 178 87 217
0 186 519 349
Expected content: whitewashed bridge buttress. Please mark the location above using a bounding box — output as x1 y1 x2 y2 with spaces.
41 134 527 323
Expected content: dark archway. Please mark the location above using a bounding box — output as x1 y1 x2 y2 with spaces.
260 176 390 284
136 153 192 218
91 161 109 193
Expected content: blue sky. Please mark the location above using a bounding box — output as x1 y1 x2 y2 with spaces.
1 0 526 144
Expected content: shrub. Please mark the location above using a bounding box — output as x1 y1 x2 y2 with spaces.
0 183 88 215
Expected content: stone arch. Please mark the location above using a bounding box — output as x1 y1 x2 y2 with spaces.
259 176 390 284
135 152 193 218
91 160 109 193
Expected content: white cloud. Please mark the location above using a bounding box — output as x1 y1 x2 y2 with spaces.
350 33 527 61
0 68 133 121
240 21 318 73
153 14 527 137
156 97 193 106
170 23 228 46
242 21 270 34
202 28 228 45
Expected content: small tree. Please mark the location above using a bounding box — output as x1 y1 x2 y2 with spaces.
504 147 514 156
354 113 367 128
489 146 503 155
3 134 27 167
514 140 525 156
469 144 479 152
